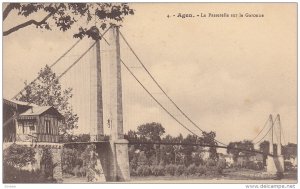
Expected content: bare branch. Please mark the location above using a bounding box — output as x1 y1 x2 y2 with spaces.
3 3 16 21
3 3 59 36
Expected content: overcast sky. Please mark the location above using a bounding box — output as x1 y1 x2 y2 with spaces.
3 3 297 145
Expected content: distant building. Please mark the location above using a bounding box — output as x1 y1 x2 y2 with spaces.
3 98 63 143
236 152 249 167
201 148 210 161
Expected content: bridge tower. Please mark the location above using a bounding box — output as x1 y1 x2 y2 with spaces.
105 25 130 181
89 25 130 181
266 114 284 175
89 27 104 141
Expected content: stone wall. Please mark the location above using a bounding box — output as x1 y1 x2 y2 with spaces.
13 142 63 182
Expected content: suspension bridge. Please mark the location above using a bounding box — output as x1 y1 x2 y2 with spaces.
4 25 286 181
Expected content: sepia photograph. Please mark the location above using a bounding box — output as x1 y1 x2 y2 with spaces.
2 2 298 185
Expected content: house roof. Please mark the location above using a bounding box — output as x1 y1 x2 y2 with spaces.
19 106 64 120
20 106 52 116
3 98 37 108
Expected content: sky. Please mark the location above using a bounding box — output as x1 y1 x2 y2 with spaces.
3 3 297 146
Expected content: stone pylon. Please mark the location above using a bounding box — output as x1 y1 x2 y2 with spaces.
104 26 130 181
266 114 284 175
89 28 104 141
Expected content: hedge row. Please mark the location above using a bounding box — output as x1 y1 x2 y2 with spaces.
131 161 226 177
3 163 55 183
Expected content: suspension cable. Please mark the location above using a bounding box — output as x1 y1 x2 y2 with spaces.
254 116 278 145
4 41 97 128
120 31 227 146
11 26 112 100
11 39 82 100
120 59 226 146
250 116 271 142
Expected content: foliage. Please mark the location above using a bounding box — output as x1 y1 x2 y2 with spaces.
200 131 219 160
206 159 217 167
4 144 36 168
40 146 56 179
3 163 55 183
259 140 270 154
125 123 235 178
3 3 134 37
136 166 143 176
131 163 228 177
137 151 148 166
244 161 263 170
17 65 79 136
136 165 152 176
175 164 185 176
282 143 297 159
80 144 101 182
165 164 177 176
259 140 269 165
62 134 91 143
196 165 207 176
136 122 165 159
186 164 197 176
181 134 198 166
62 148 83 175
137 122 165 141
216 159 226 174
227 140 255 162
151 165 165 176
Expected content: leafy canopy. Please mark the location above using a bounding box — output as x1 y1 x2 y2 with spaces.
4 144 36 168
17 65 78 136
227 140 255 161
3 3 134 38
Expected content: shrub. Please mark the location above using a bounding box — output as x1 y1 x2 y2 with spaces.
62 148 81 175
205 166 218 176
245 161 264 170
165 164 176 176
136 165 152 176
3 163 55 183
206 159 216 167
186 164 197 176
175 165 185 176
41 147 54 179
136 166 144 176
130 168 137 176
72 165 86 177
151 165 164 176
216 159 226 174
4 144 36 168
129 165 137 176
142 166 152 176
196 165 207 176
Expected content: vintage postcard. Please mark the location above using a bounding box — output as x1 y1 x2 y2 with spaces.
2 2 297 185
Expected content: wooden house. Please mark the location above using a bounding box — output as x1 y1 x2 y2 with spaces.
3 98 64 143
3 98 35 142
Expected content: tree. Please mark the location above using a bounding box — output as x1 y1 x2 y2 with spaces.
3 3 134 38
282 143 297 159
181 134 198 166
4 144 36 168
161 135 176 164
40 146 55 179
17 65 78 136
259 140 270 165
227 140 255 162
80 144 101 182
137 122 165 141
136 122 165 159
199 131 219 160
